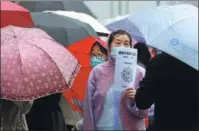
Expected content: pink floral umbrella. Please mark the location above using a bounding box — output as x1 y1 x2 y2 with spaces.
1 25 81 101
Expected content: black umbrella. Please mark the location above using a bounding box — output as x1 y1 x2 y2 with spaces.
31 12 98 46
18 1 97 19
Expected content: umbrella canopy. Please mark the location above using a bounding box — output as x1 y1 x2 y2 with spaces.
125 4 198 70
31 12 98 47
0 1 34 28
102 14 131 25
62 36 107 112
18 1 96 18
105 14 145 43
45 11 110 36
1 25 81 101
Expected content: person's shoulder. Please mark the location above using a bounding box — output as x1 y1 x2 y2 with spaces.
93 61 111 70
89 62 107 76
91 62 105 72
147 53 191 76
148 53 169 68
149 53 164 63
150 53 189 69
145 53 169 75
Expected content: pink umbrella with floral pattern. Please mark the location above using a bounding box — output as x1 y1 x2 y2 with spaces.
1 25 81 101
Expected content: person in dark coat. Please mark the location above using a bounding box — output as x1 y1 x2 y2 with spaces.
135 53 199 131
26 93 66 131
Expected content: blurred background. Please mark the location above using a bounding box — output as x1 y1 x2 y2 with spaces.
14 1 198 22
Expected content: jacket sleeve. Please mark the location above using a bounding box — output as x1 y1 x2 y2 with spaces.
127 100 148 119
13 100 34 114
135 60 157 110
83 69 96 130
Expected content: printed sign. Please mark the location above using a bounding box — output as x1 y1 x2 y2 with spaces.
114 47 137 88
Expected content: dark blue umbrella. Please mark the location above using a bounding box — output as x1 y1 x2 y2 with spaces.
18 1 97 19
31 12 98 47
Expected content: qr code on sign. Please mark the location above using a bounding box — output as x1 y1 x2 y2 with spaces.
121 66 133 83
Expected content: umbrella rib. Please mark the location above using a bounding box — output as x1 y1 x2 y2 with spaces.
13 30 26 75
6 10 34 25
17 44 25 74
61 1 65 10
149 16 196 44
18 12 34 25
62 27 69 46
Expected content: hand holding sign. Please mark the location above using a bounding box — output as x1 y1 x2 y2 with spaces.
124 88 137 103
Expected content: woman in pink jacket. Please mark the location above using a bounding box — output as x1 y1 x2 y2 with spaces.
83 30 148 130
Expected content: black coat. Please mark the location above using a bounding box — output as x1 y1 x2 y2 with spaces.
135 53 199 130
26 93 66 131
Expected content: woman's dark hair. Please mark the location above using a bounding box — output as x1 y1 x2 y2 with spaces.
107 30 132 48
90 42 108 56
134 42 151 67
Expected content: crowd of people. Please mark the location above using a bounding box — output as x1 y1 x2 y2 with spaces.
1 1 198 131
1 29 198 131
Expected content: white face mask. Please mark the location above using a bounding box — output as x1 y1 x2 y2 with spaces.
110 46 126 59
110 47 118 59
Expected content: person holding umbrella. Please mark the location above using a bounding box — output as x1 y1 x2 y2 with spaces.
122 4 199 131
135 52 198 131
0 26 81 131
